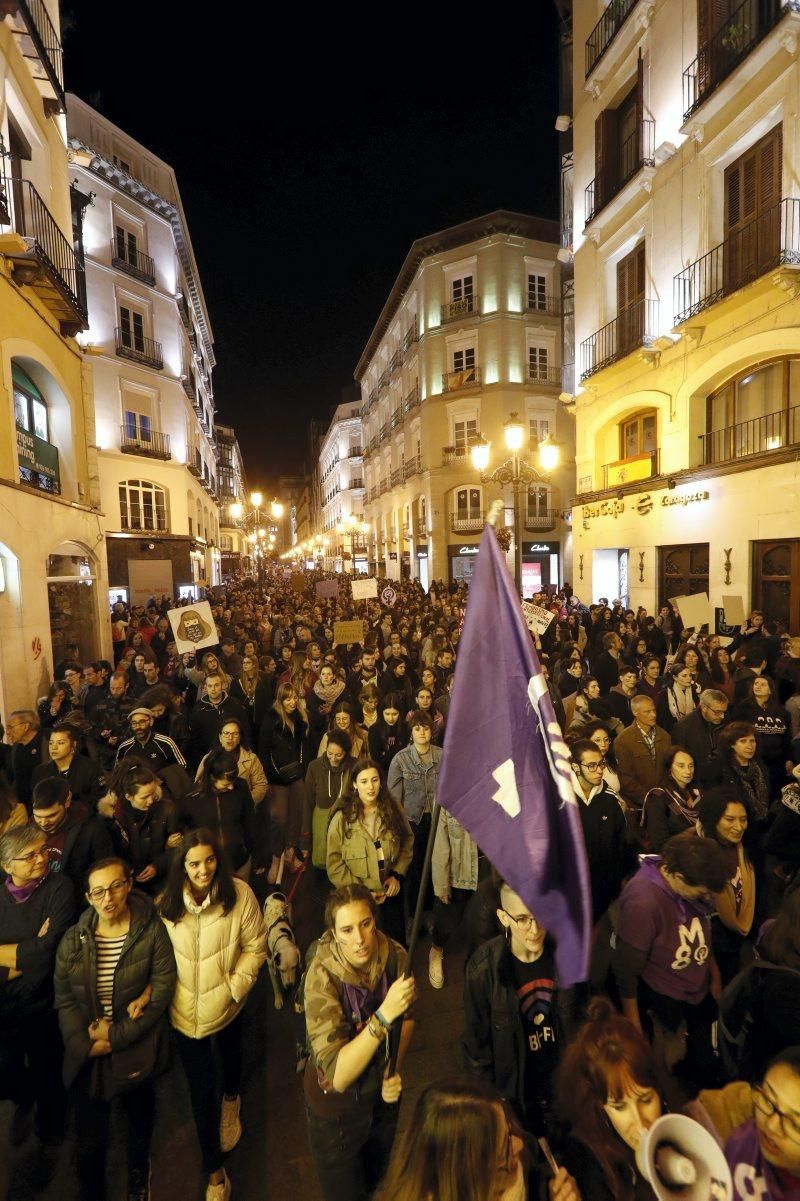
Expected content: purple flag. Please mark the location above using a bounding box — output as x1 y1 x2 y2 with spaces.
438 525 591 984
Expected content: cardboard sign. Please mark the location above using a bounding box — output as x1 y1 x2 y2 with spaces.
290 573 307 594
721 595 746 626
351 578 378 600
521 601 555 637
671 592 712 631
315 580 339 599
381 584 397 608
333 619 366 647
168 601 218 654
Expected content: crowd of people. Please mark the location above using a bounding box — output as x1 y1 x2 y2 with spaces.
4 565 800 1201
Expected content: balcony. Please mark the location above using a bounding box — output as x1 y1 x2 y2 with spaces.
16 426 60 493
403 382 421 412
416 519 428 538
120 425 171 460
390 467 403 488
379 478 390 495
0 0 66 114
602 448 660 489
580 298 659 381
403 455 423 479
585 119 655 225
451 512 484 532
380 422 390 441
527 364 562 386
524 509 557 532
403 325 419 352
188 461 202 478
442 365 481 393
369 435 379 452
177 291 191 330
683 0 799 122
442 446 471 466
368 486 379 502
348 446 363 457
391 409 403 430
440 294 480 325
673 198 800 325
116 327 163 370
390 349 403 373
349 478 365 490
527 294 562 316
699 405 800 465
379 369 390 390
0 170 87 335
111 239 156 286
585 0 638 77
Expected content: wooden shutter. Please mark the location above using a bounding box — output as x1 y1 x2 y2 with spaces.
595 108 618 212
636 52 645 165
617 243 646 355
725 124 782 289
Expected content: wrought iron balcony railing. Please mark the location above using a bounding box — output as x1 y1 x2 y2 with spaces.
120 425 171 460
585 0 638 77
403 382 421 412
442 366 480 393
699 404 800 464
403 455 423 479
1 0 65 112
111 239 156 285
116 327 164 370
451 512 484 532
527 364 562 386
440 294 480 324
602 448 660 488
524 509 557 532
585 119 655 224
580 298 659 381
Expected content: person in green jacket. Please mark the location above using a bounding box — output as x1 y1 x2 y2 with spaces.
55 856 177 1201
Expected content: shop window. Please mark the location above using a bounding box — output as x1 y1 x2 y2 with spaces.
118 480 168 532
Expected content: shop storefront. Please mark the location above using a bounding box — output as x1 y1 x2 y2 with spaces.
415 545 429 592
448 543 479 585
521 541 560 596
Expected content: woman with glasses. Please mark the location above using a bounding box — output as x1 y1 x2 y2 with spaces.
195 719 268 808
54 856 176 1200
374 1077 526 1201
0 824 76 1152
160 829 266 1201
582 721 622 797
178 747 259 882
462 875 578 1138
641 746 702 852
724 1048 800 1198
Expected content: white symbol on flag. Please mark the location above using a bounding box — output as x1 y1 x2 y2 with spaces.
492 759 521 818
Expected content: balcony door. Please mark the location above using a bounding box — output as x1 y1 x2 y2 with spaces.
617 242 645 357
724 124 782 295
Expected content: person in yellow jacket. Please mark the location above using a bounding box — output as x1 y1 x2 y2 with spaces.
159 828 266 1201
326 758 413 947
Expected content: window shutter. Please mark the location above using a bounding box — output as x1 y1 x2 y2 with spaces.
595 109 618 212
636 52 645 164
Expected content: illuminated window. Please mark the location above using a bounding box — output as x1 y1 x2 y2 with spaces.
118 480 168 531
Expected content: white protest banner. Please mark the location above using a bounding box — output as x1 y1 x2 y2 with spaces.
167 601 218 654
671 592 713 631
351 577 378 600
521 601 555 638
721 595 746 626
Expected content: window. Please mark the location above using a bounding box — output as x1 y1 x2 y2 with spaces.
591 57 649 218
453 347 476 373
456 488 482 519
617 242 646 355
526 485 551 518
118 480 167 531
529 414 550 447
621 410 657 459
112 154 131 173
119 305 145 353
454 418 478 453
452 275 473 303
528 273 547 310
13 364 49 440
115 226 139 266
704 358 800 463
124 411 152 443
529 345 550 382
724 125 782 292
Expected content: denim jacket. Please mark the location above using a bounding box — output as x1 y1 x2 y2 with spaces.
387 743 441 825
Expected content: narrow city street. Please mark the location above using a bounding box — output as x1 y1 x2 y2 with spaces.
1 866 465 1201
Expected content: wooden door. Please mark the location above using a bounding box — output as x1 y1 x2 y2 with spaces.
658 544 710 608
617 242 646 355
753 540 800 632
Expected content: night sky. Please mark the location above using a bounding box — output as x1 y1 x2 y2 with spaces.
63 4 561 486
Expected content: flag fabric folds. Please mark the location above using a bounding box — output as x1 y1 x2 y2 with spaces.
438 524 591 985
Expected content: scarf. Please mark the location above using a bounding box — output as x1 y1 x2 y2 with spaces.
313 677 345 705
5 868 49 904
667 683 696 721
238 673 258 702
734 760 770 821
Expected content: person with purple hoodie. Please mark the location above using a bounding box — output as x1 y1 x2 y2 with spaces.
725 1046 800 1200
613 835 729 1088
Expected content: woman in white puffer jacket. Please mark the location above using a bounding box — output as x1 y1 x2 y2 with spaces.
160 828 266 1201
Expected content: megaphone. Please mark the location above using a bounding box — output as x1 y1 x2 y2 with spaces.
635 1114 733 1201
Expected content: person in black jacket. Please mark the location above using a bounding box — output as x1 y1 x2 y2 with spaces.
258 683 310 881
31 725 104 813
6 709 46 809
188 672 249 768
462 875 578 1137
0 823 76 1146
177 748 259 881
98 761 181 894
732 674 793 798
594 633 622 696
671 688 730 786
31 777 113 900
368 692 408 775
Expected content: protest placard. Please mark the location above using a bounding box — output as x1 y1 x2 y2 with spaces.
168 601 218 654
521 601 555 638
333 620 366 646
351 578 378 600
315 580 339 599
671 592 712 630
721 595 746 626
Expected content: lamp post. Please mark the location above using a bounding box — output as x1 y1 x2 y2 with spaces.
336 514 370 574
229 491 284 581
470 413 560 595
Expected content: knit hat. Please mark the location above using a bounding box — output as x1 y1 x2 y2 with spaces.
128 707 153 720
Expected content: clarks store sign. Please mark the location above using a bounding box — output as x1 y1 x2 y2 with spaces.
581 489 710 529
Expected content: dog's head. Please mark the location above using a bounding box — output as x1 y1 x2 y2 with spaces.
274 940 301 988
264 891 292 927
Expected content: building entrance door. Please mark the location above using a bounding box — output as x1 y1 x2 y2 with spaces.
753 540 800 632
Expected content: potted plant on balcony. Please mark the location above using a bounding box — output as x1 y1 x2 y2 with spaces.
721 19 749 52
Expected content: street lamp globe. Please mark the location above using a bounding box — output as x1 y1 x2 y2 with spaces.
538 434 560 473
250 491 263 508
247 533 257 545
335 521 345 535
229 502 243 520
360 521 370 536
258 527 266 538
470 436 491 472
504 413 526 452
270 500 283 519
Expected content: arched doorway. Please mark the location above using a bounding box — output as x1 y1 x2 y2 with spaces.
47 541 99 667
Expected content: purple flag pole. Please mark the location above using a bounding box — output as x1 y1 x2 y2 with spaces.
436 503 592 986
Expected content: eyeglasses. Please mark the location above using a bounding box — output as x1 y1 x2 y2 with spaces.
502 910 539 932
753 1086 800 1145
12 846 48 864
580 759 605 770
87 880 129 901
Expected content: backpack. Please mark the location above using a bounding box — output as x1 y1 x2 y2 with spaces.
718 958 800 1080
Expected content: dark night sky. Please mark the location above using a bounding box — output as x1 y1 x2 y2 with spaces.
63 4 561 486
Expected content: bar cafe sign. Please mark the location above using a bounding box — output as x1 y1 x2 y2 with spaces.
581 488 710 529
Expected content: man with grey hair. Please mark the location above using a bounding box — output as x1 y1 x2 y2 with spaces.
0 823 76 1147
614 694 672 820
672 688 729 786
6 710 44 810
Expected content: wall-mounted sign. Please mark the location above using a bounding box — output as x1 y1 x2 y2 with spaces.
582 490 710 528
456 545 479 556
522 542 559 555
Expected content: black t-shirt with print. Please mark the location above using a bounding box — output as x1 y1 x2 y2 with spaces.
511 946 558 1129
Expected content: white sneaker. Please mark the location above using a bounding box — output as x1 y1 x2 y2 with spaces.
428 945 444 989
205 1169 231 1201
266 855 281 885
219 1095 242 1153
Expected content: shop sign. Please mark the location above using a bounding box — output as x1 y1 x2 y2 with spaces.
457 545 479 556
416 548 428 559
581 489 710 529
16 428 60 483
522 542 558 555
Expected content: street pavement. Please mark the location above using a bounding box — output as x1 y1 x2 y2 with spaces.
2 867 466 1200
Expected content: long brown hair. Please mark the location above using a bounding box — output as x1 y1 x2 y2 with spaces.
555 997 675 1201
343 757 405 844
374 1077 515 1201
